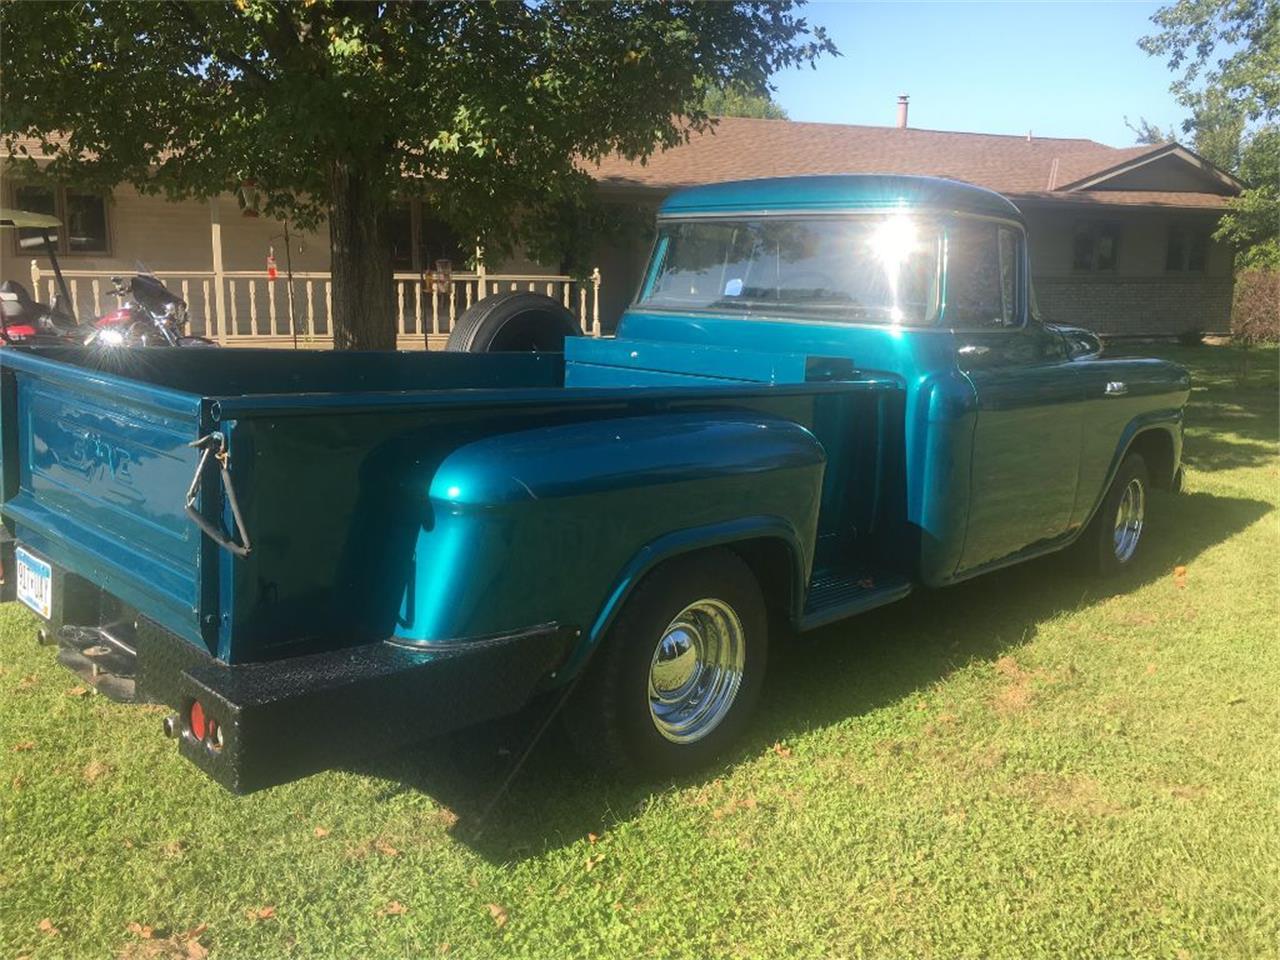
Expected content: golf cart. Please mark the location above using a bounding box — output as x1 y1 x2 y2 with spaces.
0 207 81 344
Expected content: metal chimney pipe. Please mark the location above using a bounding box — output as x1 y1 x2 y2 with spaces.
897 94 909 129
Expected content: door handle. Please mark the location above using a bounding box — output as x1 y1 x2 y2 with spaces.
1104 381 1128 397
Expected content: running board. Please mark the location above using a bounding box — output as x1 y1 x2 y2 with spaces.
799 568 912 631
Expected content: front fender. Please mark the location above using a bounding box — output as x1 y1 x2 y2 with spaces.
393 411 826 658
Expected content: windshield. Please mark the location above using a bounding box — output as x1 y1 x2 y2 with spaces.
638 215 941 325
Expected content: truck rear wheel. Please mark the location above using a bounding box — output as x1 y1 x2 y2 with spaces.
566 548 768 778
1087 452 1149 576
445 291 580 352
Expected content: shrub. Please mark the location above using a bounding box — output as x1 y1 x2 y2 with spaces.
1232 269 1280 346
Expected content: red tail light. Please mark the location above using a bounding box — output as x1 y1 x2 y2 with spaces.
189 700 207 741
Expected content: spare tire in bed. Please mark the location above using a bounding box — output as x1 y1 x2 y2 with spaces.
445 291 581 352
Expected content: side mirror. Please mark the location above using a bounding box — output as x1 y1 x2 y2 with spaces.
1047 323 1103 360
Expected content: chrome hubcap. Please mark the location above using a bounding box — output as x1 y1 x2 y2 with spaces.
1113 478 1145 562
648 598 745 743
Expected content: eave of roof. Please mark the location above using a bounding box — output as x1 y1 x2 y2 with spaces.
1011 190 1235 211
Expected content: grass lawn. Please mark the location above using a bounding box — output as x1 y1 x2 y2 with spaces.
1 344 1277 959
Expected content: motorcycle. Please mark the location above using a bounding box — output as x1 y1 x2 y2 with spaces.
87 268 217 348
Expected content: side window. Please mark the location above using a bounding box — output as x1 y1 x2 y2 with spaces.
11 184 108 255
1166 225 1209 272
1072 221 1120 272
64 190 108 253
387 203 414 272
13 185 57 251
946 219 1022 329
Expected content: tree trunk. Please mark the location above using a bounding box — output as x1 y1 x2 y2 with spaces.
328 162 396 350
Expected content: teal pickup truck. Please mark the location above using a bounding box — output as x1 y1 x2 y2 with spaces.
0 176 1189 793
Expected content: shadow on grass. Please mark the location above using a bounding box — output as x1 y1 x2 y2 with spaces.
343 490 1270 863
1183 433 1278 473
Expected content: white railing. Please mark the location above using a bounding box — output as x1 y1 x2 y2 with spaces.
29 262 602 347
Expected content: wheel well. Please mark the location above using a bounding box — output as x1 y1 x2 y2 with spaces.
726 537 799 625
1127 428 1176 489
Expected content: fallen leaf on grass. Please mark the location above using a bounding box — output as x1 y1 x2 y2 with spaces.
17 674 39 690
1173 565 1187 577
374 840 400 857
13 741 35 752
772 742 792 758
246 906 276 921
66 685 90 697
584 853 605 872
313 826 330 838
487 903 508 928
118 927 209 960
38 918 59 936
438 943 452 955
126 923 155 939
377 901 408 917
712 795 759 820
83 759 111 783
586 831 600 845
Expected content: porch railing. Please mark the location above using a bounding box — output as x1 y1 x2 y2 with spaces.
28 262 602 347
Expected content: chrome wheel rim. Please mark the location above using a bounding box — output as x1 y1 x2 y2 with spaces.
1113 478 1146 563
648 598 745 744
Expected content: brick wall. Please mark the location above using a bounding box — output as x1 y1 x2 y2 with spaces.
1033 275 1234 337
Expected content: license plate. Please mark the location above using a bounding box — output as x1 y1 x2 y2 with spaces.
15 547 52 620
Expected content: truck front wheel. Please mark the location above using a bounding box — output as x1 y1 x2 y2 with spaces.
1087 451 1150 576
566 549 768 778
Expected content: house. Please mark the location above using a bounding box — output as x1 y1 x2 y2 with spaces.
1 108 1242 344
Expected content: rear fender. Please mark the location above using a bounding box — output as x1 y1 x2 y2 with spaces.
562 517 809 678
396 411 826 661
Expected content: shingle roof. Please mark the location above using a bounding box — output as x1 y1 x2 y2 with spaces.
587 117 1234 209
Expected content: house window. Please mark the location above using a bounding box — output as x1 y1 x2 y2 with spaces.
387 204 415 272
1166 225 1210 272
1072 221 1120 272
387 201 468 273
11 184 110 255
420 214 467 272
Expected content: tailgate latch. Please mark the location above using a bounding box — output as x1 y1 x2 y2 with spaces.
184 432 252 558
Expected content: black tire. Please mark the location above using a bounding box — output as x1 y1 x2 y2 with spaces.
1085 452 1149 576
445 291 580 353
565 548 768 778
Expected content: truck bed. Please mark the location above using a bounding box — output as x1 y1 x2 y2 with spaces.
2 345 906 670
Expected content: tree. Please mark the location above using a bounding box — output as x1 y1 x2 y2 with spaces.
1124 115 1174 144
1182 85 1246 171
703 84 789 119
0 2 834 349
1141 0 1278 266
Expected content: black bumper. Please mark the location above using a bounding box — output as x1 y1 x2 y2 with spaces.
134 619 577 794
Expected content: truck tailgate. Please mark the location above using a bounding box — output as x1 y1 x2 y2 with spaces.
1 351 207 646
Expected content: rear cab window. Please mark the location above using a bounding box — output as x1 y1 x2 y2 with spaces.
638 215 943 326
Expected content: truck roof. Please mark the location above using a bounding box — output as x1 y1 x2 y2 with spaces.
658 174 1024 221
